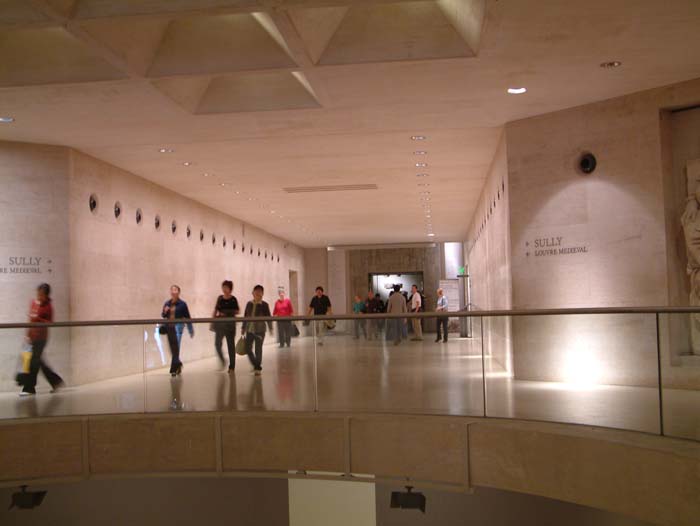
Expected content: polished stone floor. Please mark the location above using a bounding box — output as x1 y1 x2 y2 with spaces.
2 334 698 441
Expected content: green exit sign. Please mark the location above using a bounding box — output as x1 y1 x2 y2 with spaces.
458 266 466 275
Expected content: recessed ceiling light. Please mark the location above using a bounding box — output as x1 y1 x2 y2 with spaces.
600 61 622 68
0 116 14 123
183 161 192 166
203 173 211 177
415 162 427 168
158 148 174 153
427 233 435 237
507 87 527 95
235 190 240 194
411 135 426 141
414 151 427 155
416 173 429 177
219 183 226 187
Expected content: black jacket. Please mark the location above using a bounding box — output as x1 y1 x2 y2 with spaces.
242 301 273 334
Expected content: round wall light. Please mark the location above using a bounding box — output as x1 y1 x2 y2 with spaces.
507 87 527 95
578 152 598 174
89 194 98 214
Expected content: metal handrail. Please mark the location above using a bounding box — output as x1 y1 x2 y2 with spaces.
1 306 699 329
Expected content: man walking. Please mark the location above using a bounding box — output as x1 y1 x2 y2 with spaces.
307 286 332 346
386 285 407 346
409 284 423 341
435 288 449 343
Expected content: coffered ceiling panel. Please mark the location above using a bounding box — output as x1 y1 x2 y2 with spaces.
0 27 127 87
196 71 321 114
147 13 297 78
72 0 257 19
0 0 50 25
79 17 171 76
314 1 475 65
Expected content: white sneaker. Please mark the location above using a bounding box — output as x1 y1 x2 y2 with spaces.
19 391 35 397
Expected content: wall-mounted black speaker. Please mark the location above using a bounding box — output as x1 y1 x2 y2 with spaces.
579 152 597 174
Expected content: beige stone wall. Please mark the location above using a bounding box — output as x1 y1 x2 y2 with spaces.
66 150 305 384
466 133 512 374
505 78 700 387
0 141 306 389
0 141 72 391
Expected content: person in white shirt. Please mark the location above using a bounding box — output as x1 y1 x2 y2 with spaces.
410 284 423 341
435 288 449 343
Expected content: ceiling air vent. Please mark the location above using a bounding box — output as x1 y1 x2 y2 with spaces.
283 184 378 194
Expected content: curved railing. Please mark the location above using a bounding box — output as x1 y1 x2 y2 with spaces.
1 307 698 442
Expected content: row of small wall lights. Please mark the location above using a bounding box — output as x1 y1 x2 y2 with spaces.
474 179 505 243
90 194 281 262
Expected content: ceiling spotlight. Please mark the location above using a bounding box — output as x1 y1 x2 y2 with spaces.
507 87 527 95
158 148 174 153
414 151 427 155
415 162 427 168
0 116 14 123
220 183 226 187
427 233 435 237
183 161 192 166
411 135 426 141
416 173 429 177
600 61 622 68
235 190 240 194
203 173 211 177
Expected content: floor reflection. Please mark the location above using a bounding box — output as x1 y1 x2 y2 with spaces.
0 334 698 440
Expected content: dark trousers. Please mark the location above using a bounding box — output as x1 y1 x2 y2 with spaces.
277 320 292 347
167 326 182 374
23 340 63 392
215 328 236 368
436 317 448 341
246 332 265 371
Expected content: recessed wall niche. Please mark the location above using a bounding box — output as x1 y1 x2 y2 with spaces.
223 237 227 248
212 233 216 245
241 243 245 252
250 246 253 255
171 220 177 235
186 225 191 239
233 241 237 250
89 194 98 214
135 208 142 225
114 201 122 220
154 215 161 231
200 229 204 242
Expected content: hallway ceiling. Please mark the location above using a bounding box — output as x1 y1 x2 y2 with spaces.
1 0 700 246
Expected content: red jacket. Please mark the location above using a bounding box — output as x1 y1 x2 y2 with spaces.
273 298 293 317
28 299 53 342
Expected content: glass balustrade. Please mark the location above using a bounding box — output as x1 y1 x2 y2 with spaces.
0 310 698 442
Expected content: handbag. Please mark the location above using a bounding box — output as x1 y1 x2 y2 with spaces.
15 343 32 386
158 324 167 335
292 323 300 337
235 336 248 356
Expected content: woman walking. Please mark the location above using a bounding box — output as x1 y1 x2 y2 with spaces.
273 289 294 348
242 285 273 376
20 283 64 396
161 285 194 377
212 280 240 371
